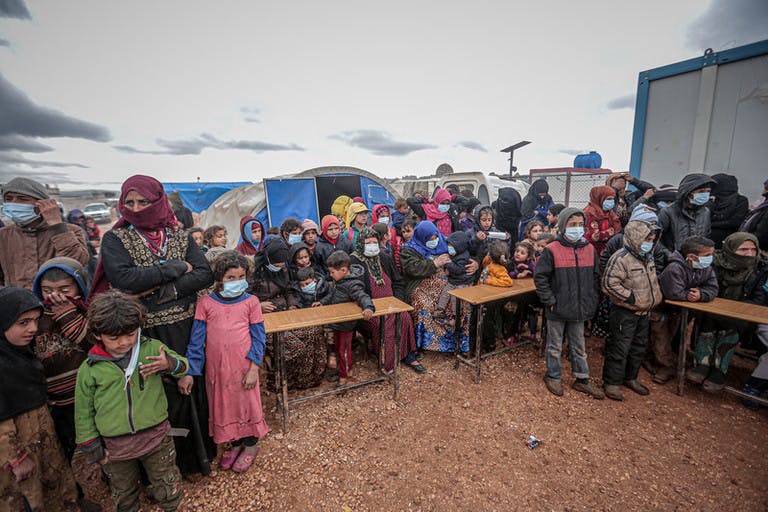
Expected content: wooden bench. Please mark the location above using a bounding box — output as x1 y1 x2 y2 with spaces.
666 297 768 404
448 279 538 383
263 296 413 431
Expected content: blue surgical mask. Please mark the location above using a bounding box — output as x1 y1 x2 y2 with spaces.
692 254 713 269
437 204 450 213
448 245 456 256
602 199 615 211
1 203 39 225
690 192 710 206
266 263 283 273
564 226 584 241
288 233 302 245
656 201 670 209
640 241 654 255
301 281 317 294
220 279 248 298
425 239 439 249
364 243 380 257
378 216 390 225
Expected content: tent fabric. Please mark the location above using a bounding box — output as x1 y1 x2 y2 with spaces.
265 178 319 226
360 176 395 209
163 182 251 213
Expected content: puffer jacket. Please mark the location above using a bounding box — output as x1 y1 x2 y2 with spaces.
600 232 666 274
319 264 374 331
658 251 718 302
657 173 715 256
601 221 662 315
314 235 353 277
534 207 600 322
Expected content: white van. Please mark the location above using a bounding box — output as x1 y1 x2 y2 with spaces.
439 172 529 206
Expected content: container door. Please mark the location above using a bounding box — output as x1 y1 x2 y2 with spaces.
264 178 319 226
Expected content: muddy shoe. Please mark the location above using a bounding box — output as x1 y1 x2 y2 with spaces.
652 366 675 384
624 379 650 396
686 365 709 385
702 368 726 393
544 377 564 396
604 384 624 401
572 379 605 400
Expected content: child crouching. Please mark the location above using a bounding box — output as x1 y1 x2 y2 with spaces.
75 291 187 512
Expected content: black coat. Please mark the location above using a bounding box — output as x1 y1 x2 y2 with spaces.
319 264 374 331
710 174 749 248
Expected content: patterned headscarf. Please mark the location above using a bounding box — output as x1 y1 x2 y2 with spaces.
351 227 385 286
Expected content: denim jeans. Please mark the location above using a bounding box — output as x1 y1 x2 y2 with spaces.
545 319 589 380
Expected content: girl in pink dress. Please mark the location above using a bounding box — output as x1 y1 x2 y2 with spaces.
178 251 268 473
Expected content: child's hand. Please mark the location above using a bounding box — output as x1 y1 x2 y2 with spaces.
11 455 35 482
261 301 277 313
140 345 170 377
177 375 194 395
46 291 76 316
518 270 532 278
687 288 701 302
476 231 487 241
242 364 259 390
312 302 321 307
362 309 374 321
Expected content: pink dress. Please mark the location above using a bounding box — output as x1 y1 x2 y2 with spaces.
191 294 269 444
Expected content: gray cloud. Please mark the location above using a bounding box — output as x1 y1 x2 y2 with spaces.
558 148 590 156
0 0 31 19
241 106 261 123
0 152 89 168
0 135 53 153
0 38 9 47
606 93 635 110
330 129 437 156
114 133 304 155
456 141 487 152
0 73 111 142
686 0 768 50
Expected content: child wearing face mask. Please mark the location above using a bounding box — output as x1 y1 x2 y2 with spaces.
434 231 474 320
281 217 304 246
293 267 331 308
180 251 268 473
584 185 622 257
656 236 718 384
657 174 716 259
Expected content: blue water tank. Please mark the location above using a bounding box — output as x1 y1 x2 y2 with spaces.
574 151 602 169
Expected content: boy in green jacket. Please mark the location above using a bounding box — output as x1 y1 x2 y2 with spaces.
75 290 188 512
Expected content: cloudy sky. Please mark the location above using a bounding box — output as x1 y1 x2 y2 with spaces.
1 0 767 190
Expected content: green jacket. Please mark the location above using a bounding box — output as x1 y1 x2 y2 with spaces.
74 336 187 444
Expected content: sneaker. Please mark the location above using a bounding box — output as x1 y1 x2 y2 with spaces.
652 366 675 384
702 368 726 393
544 377 564 396
686 365 709 385
572 380 605 400
624 379 650 396
604 384 624 401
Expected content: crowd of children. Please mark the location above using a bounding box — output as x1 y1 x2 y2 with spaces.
1 171 767 510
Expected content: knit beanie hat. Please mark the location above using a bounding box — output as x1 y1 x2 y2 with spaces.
629 205 658 224
2 177 50 200
301 218 319 234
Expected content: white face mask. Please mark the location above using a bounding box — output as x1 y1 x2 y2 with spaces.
425 239 439 249
378 216 390 225
363 243 380 257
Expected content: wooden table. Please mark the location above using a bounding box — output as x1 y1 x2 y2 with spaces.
449 280 538 383
666 297 768 401
264 296 413 432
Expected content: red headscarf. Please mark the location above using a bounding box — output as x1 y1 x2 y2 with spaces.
89 175 179 299
235 215 264 256
321 214 340 243
584 185 619 222
422 188 453 236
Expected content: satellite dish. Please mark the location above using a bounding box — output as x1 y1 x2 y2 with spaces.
436 163 454 177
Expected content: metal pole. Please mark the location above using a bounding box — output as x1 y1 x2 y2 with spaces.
394 313 401 400
454 297 463 369
676 309 689 396
475 305 484 383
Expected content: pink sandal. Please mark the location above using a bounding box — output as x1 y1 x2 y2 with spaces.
232 445 260 473
219 446 242 470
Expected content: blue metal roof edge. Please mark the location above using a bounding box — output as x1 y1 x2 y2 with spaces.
628 39 768 177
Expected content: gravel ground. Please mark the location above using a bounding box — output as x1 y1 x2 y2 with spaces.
90 337 768 511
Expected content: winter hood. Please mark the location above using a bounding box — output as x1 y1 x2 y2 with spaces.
32 256 90 300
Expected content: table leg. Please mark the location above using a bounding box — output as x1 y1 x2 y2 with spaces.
475 305 484 384
379 311 386 371
676 308 689 396
394 313 401 400
454 298 463 369
278 332 290 432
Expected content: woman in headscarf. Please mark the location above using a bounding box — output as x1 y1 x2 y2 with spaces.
350 227 425 373
420 188 456 237
400 221 474 352
91 174 215 476
235 215 265 256
251 237 326 390
690 232 765 392
371 204 400 262
710 173 749 248
584 185 622 257
519 178 554 240
315 214 354 277
0 287 78 511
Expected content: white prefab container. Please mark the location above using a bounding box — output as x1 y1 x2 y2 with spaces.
630 40 768 203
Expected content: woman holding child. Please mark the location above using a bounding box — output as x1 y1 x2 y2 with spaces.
400 221 475 352
91 174 216 476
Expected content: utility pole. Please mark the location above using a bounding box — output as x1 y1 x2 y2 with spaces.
500 141 531 177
